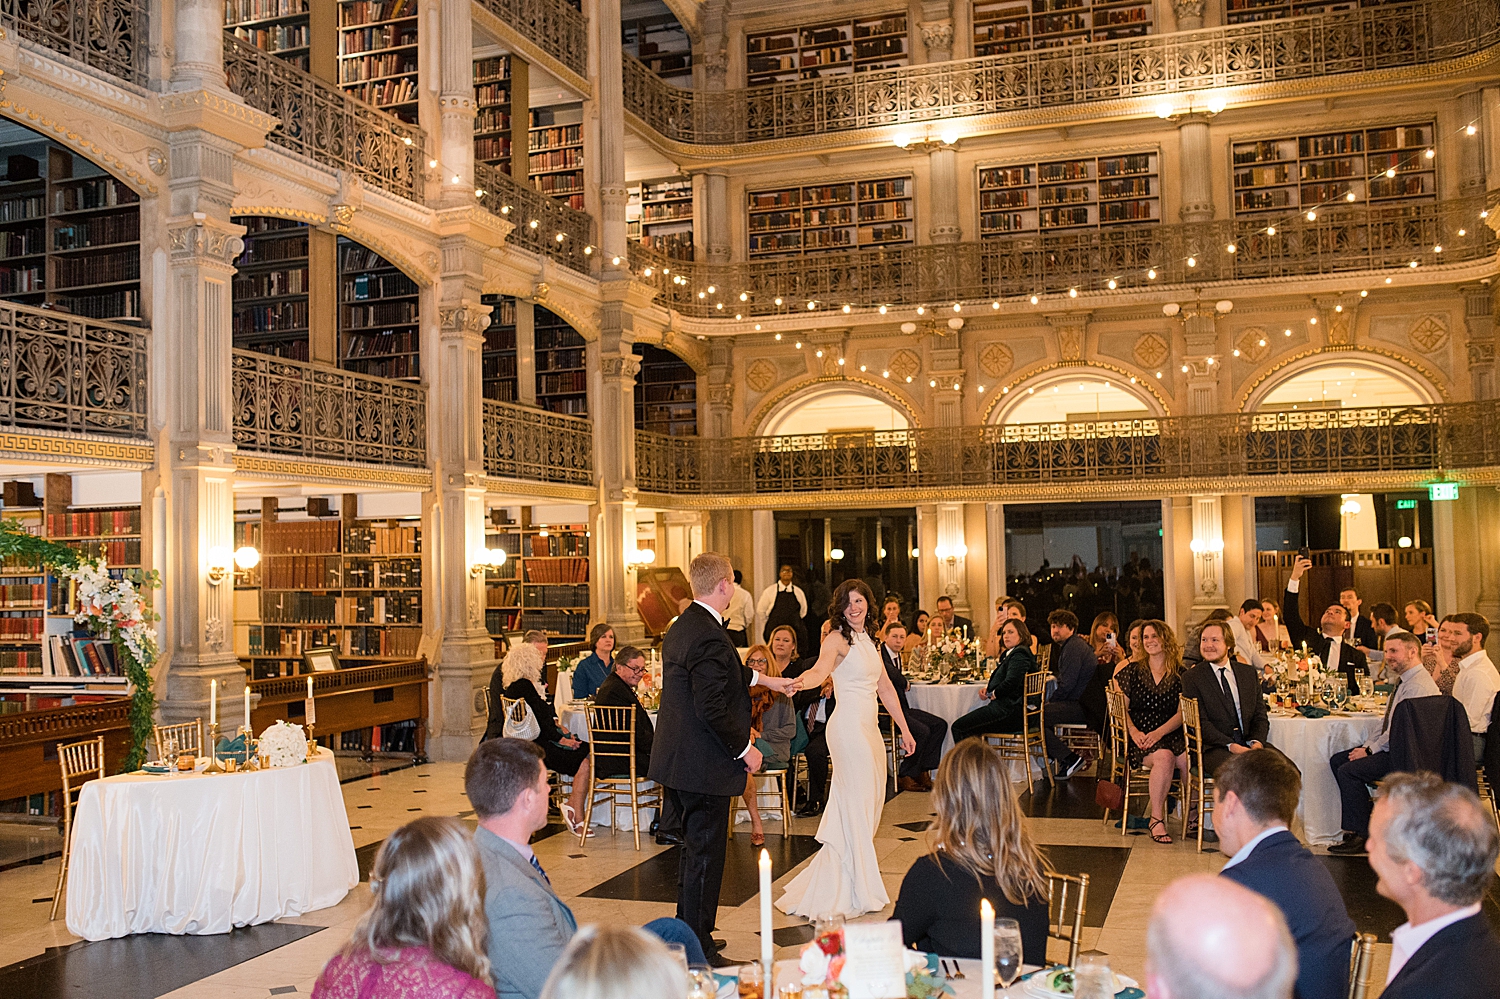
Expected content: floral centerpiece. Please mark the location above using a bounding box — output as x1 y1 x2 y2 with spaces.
922 628 985 682
258 719 309 767
1267 648 1327 700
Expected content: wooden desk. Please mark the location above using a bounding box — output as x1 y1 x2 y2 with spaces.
0 701 132 801
249 658 431 763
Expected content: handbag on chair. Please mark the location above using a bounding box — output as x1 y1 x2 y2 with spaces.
503 698 541 741
1094 777 1124 812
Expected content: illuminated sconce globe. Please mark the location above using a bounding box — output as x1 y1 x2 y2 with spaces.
829 548 845 561
233 546 261 570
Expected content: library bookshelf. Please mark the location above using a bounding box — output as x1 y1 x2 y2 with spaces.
746 13 909 86
978 151 1159 236
634 344 698 436
339 237 420 380
973 0 1153 57
484 513 590 650
474 55 513 175
629 178 694 261
535 307 587 416
225 0 311 71
747 177 914 258
232 216 310 361
623 11 692 84
1232 123 1437 218
338 0 420 123
481 294 519 402
529 105 584 210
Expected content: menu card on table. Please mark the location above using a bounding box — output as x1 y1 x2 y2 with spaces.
840 922 908 999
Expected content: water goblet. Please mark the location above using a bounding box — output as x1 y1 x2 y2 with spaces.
993 917 1023 989
1074 954 1113 999
687 965 716 999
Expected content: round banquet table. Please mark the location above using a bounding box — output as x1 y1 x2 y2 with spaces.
558 703 661 831
1267 711 1384 847
65 747 359 941
907 682 987 755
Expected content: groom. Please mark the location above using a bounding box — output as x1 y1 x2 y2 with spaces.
650 552 766 966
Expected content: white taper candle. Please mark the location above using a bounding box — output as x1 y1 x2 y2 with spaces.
209 678 217 726
981 898 995 999
243 686 251 732
759 848 774 983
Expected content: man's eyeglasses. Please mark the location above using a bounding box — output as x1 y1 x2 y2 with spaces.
622 660 647 674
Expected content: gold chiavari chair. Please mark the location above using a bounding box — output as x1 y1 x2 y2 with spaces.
1102 686 1182 836
983 669 1053 795
1178 695 1214 850
1348 932 1378 999
500 695 573 814
152 718 203 763
580 704 661 850
52 735 105 920
1044 870 1090 967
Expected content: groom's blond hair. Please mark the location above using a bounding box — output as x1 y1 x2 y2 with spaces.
689 552 733 598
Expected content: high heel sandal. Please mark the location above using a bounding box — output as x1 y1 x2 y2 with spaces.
561 803 594 838
1149 816 1173 844
750 830 766 847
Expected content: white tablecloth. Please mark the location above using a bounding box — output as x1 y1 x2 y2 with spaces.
908 682 987 755
559 704 661 831
65 748 359 940
1268 712 1384 847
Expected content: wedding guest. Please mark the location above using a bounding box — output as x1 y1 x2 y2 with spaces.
951 618 1034 744
986 598 1038 656
1445 612 1500 760
466 738 705 999
1403 598 1438 640
1421 614 1462 696
312 816 495 999
725 570 755 648
1327 631 1439 856
767 624 799 674
903 610 931 656
879 622 948 791
1369 773 1500 998
1257 598 1291 653
935 594 972 635
1115 621 1189 844
486 631 549 741
1121 619 1146 675
499 634 592 835
571 623 616 700
1042 609 1095 779
1225 599 1268 674
892 739 1050 963
1146 875 1296 999
1216 751 1355 999
1088 611 1123 667
1339 586 1378 650
538 926 688 999
1366 602 1408 682
591 645 655 779
741 642 794 845
875 596 904 639
1282 556 1369 694
1180 619 1271 777
1183 609 1231 667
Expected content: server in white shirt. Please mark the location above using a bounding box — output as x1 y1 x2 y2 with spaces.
756 564 808 647
1445 612 1500 760
724 569 755 647
1225 598 1268 674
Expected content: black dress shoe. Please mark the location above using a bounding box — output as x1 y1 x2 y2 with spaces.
708 951 738 968
649 817 660 835
654 831 684 846
1328 835 1367 855
795 802 823 817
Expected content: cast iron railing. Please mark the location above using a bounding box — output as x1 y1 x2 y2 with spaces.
0 302 148 438
635 402 1500 495
483 398 593 485
223 35 426 203
627 196 1497 317
474 0 587 79
475 162 594 272
1 0 147 86
232 350 427 467
624 0 1500 146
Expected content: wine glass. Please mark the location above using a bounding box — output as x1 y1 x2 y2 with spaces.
993 917 1023 989
687 965 716 999
160 734 177 765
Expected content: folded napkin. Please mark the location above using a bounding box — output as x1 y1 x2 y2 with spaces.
1374 683 1396 694
215 733 251 763
1296 705 1330 719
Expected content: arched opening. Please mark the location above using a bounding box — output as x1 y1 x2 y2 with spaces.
1247 357 1437 412
760 385 911 437
990 368 1159 425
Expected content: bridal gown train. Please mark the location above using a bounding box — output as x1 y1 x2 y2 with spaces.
777 631 890 919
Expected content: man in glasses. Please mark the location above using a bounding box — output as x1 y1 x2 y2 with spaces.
593 645 657 782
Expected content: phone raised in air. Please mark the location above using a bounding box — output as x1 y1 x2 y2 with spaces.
1297 546 1310 561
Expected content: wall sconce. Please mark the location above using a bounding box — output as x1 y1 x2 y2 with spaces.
893 126 960 151
1188 539 1225 556
626 548 656 569
933 542 968 566
829 547 845 561
206 546 234 586
233 546 261 571
470 548 508 577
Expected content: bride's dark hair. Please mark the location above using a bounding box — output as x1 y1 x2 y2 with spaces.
828 579 878 644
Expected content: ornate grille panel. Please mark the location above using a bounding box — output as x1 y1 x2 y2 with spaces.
628 196 1495 318
223 35 425 203
624 1 1500 146
474 0 587 79
232 350 427 467
483 398 593 485
0 302 147 438
1 0 147 86
475 162 594 272
635 404 1500 495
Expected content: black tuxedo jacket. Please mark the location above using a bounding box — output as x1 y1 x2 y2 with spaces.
1347 614 1378 649
877 642 912 715
648 602 754 795
1282 586 1369 693
1380 913 1500 999
1182 660 1270 750
593 672 653 777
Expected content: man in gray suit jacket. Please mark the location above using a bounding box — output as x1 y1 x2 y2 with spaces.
465 739 705 999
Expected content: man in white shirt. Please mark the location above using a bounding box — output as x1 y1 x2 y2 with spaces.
1282 556 1369 693
724 569 755 647
756 564 808 645
1366 772 1500 998
1446 612 1500 760
1225 598 1268 674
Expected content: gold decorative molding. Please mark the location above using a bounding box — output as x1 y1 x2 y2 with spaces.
745 373 924 436
230 206 328 225
481 476 596 503
234 453 432 489
0 99 158 195
0 431 152 466
983 359 1171 423
1234 344 1450 410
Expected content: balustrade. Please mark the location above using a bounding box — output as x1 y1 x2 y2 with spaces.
0 302 147 439
483 398 593 485
474 0 587 79
1 0 146 86
475 163 595 272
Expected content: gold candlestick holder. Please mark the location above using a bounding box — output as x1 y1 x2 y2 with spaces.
305 723 318 762
203 721 225 774
238 726 259 771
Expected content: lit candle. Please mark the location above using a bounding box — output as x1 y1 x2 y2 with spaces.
209 678 217 726
980 898 995 999
759 849 774 984
1302 640 1308 656
306 674 317 727
243 686 251 733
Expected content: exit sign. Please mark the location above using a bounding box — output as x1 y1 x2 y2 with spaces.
1395 499 1417 510
1429 483 1460 502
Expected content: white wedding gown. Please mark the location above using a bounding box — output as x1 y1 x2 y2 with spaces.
777 631 890 919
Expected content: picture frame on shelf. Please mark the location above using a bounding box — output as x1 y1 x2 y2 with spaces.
304 646 340 673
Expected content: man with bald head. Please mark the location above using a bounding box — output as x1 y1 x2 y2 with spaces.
1147 875 1297 999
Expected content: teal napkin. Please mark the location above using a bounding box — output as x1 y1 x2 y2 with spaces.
215 733 251 763
1374 683 1396 694
1296 705 1330 719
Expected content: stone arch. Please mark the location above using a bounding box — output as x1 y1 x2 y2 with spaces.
1237 348 1446 411
983 361 1169 424
750 377 921 437
0 103 162 197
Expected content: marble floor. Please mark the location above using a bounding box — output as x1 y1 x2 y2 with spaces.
2 756 1498 999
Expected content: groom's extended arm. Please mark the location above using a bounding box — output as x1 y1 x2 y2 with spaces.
689 645 751 757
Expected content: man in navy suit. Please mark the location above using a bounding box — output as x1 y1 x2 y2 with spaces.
1215 749 1355 999
1368 772 1500 999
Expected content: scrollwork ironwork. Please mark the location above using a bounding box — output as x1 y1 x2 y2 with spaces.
474 0 586 79
1 0 147 86
475 162 594 272
483 398 593 485
0 301 147 438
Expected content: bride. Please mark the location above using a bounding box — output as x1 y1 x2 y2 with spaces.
778 579 916 919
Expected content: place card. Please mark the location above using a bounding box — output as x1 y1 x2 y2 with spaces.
840 922 908 999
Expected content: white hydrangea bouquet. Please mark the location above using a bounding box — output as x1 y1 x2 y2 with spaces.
258 720 309 767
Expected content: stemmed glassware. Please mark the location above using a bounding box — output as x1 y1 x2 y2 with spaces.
993 917 1023 989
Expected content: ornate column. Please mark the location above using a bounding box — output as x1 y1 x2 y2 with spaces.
916 505 939 614
1462 284 1497 400
928 143 962 244
700 0 729 89
929 343 965 425
697 171 731 263
705 336 734 437
1459 90 1485 198
752 510 776 605
1180 307 1221 415
985 503 1007 612
437 0 476 206
1188 494 1226 617
1178 114 1214 222
171 0 227 90
935 504 970 620
594 0 629 260
1171 0 1205 30
919 9 955 64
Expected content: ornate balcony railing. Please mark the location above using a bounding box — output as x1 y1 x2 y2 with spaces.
1 0 147 86
624 0 1500 147
0 302 147 439
636 402 1500 496
628 196 1496 318
483 398 593 485
223 35 426 203
232 350 427 467
474 0 586 79
475 162 594 272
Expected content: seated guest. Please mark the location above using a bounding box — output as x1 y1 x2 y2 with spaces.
1404 598 1438 640
499 632 592 835
1041 609 1097 779
1115 621 1189 844
986 597 1039 657
1146 875 1296 999
1422 615 1462 695
1225 599 1268 675
538 926 688 999
767 624 799 676
1282 555 1369 694
571 623 616 700
892 739 1049 963
312 816 496 999
591 645 654 778
486 630 547 741
1368 772 1500 998
741 642 795 846
904 610 931 656
875 596 904 640
1216 751 1355 999
1088 611 1124 668
1181 619 1272 776
1446 612 1500 760
878 622 948 792
1257 598 1290 653
1327 631 1439 856
1365 601 1407 682
950 618 1034 744
466 739 706 999
1183 609 1232 667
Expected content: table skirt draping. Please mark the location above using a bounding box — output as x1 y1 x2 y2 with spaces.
1267 713 1385 847
908 682 988 756
559 705 660 830
65 748 359 941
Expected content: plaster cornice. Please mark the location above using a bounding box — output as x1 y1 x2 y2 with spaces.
235 453 433 490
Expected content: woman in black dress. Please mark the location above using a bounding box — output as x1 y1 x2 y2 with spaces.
1113 619 1188 844
499 635 592 835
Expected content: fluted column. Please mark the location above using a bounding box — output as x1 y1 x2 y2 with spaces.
919 6 955 64
1180 307 1221 414
1188 495 1226 618
698 171 731 263
594 0 629 259
705 336 734 436
1463 284 1497 400
592 285 648 638
437 0 477 206
1178 114 1214 223
928 145 962 243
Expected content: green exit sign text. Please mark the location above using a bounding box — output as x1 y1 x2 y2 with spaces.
1429 483 1460 502
1395 499 1418 510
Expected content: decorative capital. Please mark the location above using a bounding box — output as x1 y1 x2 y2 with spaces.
167 215 244 265
440 304 492 337
708 383 734 406
602 354 642 380
919 19 954 53
1171 0 1206 17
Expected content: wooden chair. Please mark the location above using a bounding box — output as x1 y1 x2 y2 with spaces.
579 704 660 849
52 735 105 920
1348 932 1378 999
1053 723 1102 776
1044 870 1089 967
1102 686 1182 836
152 718 203 762
1178 695 1214 851
983 669 1053 795
730 768 792 839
